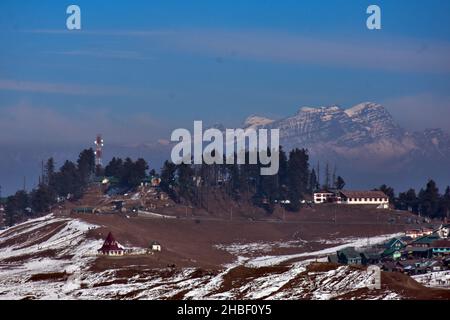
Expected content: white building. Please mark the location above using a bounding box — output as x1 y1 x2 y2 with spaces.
338 190 389 207
313 191 336 204
150 241 162 252
313 190 389 208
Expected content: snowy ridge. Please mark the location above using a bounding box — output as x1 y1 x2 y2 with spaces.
245 233 402 268
0 214 102 299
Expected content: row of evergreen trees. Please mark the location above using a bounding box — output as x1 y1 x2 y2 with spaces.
4 145 448 226
104 157 150 189
159 147 345 213
377 180 450 219
4 149 154 226
3 147 347 224
4 149 97 225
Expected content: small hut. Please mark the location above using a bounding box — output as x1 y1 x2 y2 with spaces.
150 241 162 252
98 232 124 256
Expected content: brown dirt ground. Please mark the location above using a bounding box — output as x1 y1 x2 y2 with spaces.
75 203 421 271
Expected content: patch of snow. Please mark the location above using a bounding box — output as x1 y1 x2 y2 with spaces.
246 233 402 267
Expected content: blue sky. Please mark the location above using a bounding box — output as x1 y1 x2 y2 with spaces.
1 0 450 146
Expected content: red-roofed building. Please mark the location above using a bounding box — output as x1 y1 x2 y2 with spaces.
313 190 389 208
339 190 389 207
431 240 450 256
98 232 125 256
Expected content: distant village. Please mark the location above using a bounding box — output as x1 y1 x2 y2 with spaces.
328 224 450 286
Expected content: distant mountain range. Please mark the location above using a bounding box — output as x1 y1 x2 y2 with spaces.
242 102 450 190
1 102 448 195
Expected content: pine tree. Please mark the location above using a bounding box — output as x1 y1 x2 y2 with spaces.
334 176 346 190
418 180 440 218
30 184 54 214
104 157 124 177
376 184 395 204
54 160 83 199
77 149 96 183
287 148 309 211
160 160 177 200
177 162 195 201
44 158 55 186
442 186 450 219
309 169 318 193
324 162 330 189
277 147 289 199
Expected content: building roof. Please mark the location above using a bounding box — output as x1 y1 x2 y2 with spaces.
361 250 381 260
412 235 440 245
98 232 123 252
338 247 361 260
339 190 388 199
383 237 406 249
406 247 430 253
314 190 334 194
431 240 450 248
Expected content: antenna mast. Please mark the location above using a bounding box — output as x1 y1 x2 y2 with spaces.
94 134 104 167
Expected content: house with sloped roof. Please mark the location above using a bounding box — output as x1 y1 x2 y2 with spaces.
150 240 162 252
339 190 389 207
404 246 431 259
382 237 406 256
361 249 382 265
98 232 125 256
412 235 440 248
313 190 390 208
431 240 450 256
337 247 362 265
313 190 336 204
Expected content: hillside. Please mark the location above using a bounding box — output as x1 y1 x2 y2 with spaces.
0 202 448 299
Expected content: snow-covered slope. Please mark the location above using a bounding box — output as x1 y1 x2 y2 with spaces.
0 214 102 299
0 215 446 300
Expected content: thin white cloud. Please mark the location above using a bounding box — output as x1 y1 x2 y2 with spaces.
47 50 154 61
24 28 450 73
0 79 135 96
24 29 172 37
167 29 450 74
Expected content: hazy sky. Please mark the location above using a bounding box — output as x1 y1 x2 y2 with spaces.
1 0 450 147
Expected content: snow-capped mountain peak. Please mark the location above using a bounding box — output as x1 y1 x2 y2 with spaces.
241 102 450 189
244 115 275 129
